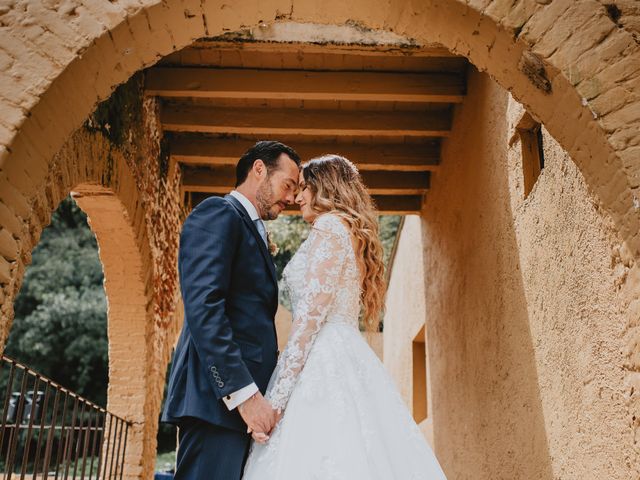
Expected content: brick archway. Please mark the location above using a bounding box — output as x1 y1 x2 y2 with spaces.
72 184 153 480
0 1 639 478
1 0 638 260
11 125 179 479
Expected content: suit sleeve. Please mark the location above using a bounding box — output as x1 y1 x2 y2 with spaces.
178 198 255 400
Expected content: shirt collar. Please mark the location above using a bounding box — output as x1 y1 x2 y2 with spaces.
230 190 260 222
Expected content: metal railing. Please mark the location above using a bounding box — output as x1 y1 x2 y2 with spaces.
0 355 130 479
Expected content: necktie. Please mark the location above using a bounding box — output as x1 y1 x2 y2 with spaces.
253 219 268 247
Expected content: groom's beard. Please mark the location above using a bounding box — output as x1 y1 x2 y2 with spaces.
256 179 280 221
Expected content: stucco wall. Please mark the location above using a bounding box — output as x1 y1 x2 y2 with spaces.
385 67 637 479
383 215 435 446
385 217 424 405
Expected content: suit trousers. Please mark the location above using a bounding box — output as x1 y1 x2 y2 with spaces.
174 417 251 480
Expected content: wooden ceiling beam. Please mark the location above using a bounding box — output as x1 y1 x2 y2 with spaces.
161 106 452 138
160 45 467 74
145 67 465 103
170 136 440 172
189 192 424 215
181 166 430 196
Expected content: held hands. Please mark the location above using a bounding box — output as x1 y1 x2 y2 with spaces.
249 408 282 443
251 408 282 443
237 391 281 443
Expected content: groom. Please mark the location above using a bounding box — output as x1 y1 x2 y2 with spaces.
162 141 301 479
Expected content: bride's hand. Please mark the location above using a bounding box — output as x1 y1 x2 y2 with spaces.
250 406 283 444
251 431 270 443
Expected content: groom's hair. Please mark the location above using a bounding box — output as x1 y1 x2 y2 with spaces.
236 141 301 187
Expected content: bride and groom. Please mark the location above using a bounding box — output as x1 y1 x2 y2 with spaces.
162 141 447 479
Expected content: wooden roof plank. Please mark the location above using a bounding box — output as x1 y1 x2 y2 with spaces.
181 166 430 195
161 105 452 138
189 192 424 215
169 136 440 172
146 67 465 103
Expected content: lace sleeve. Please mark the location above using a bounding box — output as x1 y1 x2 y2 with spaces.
267 214 351 411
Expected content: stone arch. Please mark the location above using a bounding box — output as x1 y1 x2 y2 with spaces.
1 0 638 265
6 125 175 479
71 181 154 480
55 113 181 478
0 0 639 477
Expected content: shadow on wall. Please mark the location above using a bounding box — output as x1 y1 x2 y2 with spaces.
423 67 553 479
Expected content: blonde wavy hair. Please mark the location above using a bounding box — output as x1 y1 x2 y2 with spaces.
301 154 386 331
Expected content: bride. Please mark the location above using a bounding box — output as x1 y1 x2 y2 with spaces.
242 154 448 479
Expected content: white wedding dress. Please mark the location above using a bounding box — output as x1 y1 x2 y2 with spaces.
242 213 447 480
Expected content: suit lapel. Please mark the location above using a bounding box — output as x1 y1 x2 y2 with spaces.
225 195 278 286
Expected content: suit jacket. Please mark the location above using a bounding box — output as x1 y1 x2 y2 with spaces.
162 195 279 432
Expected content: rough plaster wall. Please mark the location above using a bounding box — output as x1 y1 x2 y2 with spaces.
384 216 426 410
275 305 292 352
423 67 637 479
505 100 636 479
383 215 435 445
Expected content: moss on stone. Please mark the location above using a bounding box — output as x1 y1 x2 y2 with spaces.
85 73 144 147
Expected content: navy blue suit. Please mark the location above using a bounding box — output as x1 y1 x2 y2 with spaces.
162 195 279 479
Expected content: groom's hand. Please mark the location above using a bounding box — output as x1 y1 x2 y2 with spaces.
238 391 277 436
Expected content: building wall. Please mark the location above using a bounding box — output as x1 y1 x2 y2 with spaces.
383 215 435 444
384 67 638 479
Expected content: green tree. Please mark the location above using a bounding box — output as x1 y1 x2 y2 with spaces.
379 215 402 266
267 215 311 276
5 197 108 406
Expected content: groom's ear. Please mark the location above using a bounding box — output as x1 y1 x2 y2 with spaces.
252 159 267 179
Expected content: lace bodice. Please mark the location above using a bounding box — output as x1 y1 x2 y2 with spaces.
266 213 361 411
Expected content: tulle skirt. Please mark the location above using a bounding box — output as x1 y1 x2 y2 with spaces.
242 322 448 480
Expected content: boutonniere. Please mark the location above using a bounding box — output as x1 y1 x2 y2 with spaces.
266 230 279 256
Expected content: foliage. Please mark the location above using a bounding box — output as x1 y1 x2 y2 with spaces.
379 215 402 266
5 197 108 406
266 215 311 276
156 450 176 473
85 74 143 147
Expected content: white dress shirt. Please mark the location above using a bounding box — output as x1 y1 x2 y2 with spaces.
222 191 261 410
